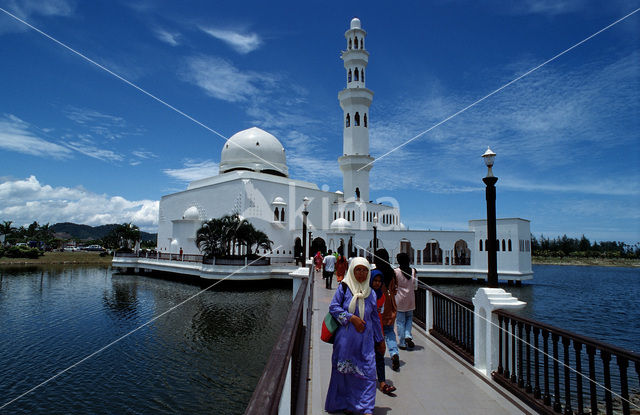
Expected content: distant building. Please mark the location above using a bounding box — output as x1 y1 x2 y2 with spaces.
156 18 532 281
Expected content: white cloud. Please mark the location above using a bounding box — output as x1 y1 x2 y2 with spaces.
200 27 262 54
0 0 75 34
163 160 219 182
66 138 123 162
154 27 181 46
182 55 275 102
0 114 72 158
0 176 159 231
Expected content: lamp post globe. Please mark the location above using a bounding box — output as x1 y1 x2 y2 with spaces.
482 147 498 288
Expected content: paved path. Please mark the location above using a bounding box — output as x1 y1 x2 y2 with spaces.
308 269 534 415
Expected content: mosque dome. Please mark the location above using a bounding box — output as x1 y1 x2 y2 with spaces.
350 18 361 29
182 206 200 220
330 218 352 231
219 127 288 177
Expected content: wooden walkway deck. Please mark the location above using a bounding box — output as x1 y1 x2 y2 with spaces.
307 269 534 415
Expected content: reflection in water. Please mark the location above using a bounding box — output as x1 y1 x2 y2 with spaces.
0 267 291 414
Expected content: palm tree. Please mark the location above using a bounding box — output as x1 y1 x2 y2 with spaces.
253 230 273 255
196 214 271 258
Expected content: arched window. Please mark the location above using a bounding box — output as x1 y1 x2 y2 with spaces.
281 208 285 222
348 38 352 49
496 240 500 251
274 207 279 221
453 240 471 265
355 112 360 126
354 36 358 49
348 69 352 83
352 210 355 221
502 239 506 251
508 239 512 251
364 114 368 128
361 69 365 82
479 240 483 251
334 212 337 220
354 68 359 81
346 113 350 127
360 39 363 49
485 239 488 249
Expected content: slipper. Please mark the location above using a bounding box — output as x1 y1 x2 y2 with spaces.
381 384 396 395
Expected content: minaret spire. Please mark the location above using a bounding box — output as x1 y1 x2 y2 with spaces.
338 17 374 203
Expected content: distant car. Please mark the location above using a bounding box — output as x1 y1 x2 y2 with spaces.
85 245 105 251
16 242 28 247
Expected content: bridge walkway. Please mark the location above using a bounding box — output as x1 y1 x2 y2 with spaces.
307 269 534 415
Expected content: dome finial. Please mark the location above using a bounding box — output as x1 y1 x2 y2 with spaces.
350 17 361 29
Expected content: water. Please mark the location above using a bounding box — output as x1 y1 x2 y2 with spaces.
426 264 640 353
0 266 291 414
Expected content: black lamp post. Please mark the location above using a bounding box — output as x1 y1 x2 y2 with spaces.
302 197 309 261
372 214 378 260
482 147 498 288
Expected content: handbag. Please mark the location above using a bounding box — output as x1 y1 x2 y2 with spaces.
320 282 349 343
321 312 340 343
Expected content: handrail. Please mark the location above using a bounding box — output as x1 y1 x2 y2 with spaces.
494 309 640 415
244 276 309 415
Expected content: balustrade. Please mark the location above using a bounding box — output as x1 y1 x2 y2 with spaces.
493 309 640 415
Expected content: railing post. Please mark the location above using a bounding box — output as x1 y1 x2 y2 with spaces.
471 288 525 377
425 288 434 331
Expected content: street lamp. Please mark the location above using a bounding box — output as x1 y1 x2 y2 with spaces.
482 147 498 288
302 197 309 261
372 214 378 261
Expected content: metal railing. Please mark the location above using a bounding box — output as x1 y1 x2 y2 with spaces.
493 309 640 415
414 285 474 364
245 271 312 415
114 251 270 265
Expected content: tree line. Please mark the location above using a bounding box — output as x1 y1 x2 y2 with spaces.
0 220 153 258
532 234 640 259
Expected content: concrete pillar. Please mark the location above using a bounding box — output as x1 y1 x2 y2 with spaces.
425 289 434 331
472 288 526 377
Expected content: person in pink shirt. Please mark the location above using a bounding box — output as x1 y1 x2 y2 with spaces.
394 253 418 350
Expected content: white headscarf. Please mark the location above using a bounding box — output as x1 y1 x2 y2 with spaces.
342 257 372 317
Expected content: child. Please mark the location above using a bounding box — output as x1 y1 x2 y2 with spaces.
371 269 397 395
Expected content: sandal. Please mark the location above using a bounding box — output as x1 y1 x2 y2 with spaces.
381 384 397 395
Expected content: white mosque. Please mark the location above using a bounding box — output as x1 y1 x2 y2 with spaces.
155 18 533 281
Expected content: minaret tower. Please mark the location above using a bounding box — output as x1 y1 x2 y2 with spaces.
338 17 374 203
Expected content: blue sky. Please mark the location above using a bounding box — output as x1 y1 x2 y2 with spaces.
0 1 638 244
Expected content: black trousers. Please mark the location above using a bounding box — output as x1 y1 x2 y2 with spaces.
323 271 333 288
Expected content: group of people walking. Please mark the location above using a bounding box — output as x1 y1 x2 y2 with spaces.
322 251 418 415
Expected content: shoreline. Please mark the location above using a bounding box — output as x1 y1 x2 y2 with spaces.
532 257 640 268
2 252 638 268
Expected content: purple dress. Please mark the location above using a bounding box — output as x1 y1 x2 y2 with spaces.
325 285 383 413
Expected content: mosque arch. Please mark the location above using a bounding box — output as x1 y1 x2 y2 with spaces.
502 239 506 251
423 240 442 264
453 240 471 265
348 69 352 82
360 38 363 49
354 36 358 48
508 239 512 251
280 208 285 222
348 38 352 49
354 112 360 126
274 207 279 221
479 239 483 251
399 239 414 264
364 113 367 128
310 237 327 256
361 69 365 82
354 68 359 81
346 113 350 127
352 210 355 221
334 212 337 220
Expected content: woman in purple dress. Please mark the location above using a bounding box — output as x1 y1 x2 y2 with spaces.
325 257 385 414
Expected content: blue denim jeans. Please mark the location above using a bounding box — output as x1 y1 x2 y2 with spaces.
396 310 414 347
383 324 398 357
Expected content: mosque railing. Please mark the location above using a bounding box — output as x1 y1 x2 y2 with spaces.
245 271 312 415
493 309 640 415
415 284 474 365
